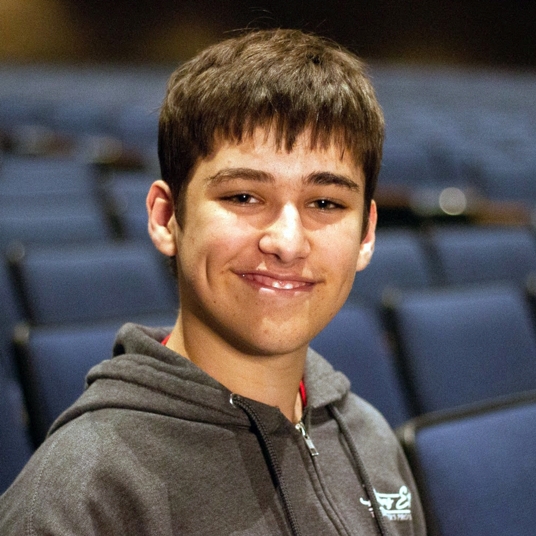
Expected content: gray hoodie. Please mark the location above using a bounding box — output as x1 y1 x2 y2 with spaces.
0 323 426 535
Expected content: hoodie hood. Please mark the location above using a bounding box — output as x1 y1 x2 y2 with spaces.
50 323 351 437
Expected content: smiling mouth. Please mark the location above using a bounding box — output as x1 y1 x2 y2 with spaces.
240 273 314 290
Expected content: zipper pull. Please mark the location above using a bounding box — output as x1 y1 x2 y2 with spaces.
296 421 319 457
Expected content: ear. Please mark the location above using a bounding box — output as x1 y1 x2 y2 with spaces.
147 180 179 257
356 200 377 272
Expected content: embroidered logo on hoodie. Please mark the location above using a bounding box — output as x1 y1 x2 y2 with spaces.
360 485 413 521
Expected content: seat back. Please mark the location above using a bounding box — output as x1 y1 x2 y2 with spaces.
312 304 413 427
14 314 176 446
429 225 536 287
0 370 34 493
10 242 177 325
0 156 95 197
379 142 435 188
50 101 113 136
13 321 119 445
0 201 112 251
398 393 536 536
386 284 536 413
349 229 434 308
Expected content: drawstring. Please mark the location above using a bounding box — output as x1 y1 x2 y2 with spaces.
229 394 389 536
230 394 303 536
329 404 390 536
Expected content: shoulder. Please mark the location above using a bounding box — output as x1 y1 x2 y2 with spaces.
342 391 396 435
333 391 411 477
0 411 172 535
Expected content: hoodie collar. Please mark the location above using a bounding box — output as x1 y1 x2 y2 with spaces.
115 323 350 408
50 323 351 435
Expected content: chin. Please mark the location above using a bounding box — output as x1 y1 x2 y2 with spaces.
228 328 315 358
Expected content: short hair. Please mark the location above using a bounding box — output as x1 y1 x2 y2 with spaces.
158 28 384 224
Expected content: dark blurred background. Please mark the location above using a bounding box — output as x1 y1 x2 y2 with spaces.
1 0 536 68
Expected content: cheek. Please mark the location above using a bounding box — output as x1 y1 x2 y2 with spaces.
179 212 253 276
318 223 363 268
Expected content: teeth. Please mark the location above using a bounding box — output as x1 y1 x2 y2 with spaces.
273 280 299 289
245 273 308 289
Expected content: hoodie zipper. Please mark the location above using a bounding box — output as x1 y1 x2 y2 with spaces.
295 420 319 457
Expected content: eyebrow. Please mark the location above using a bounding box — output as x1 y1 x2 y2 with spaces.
205 168 361 193
304 171 361 193
205 168 274 186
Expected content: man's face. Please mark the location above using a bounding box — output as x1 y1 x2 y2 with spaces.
174 128 376 357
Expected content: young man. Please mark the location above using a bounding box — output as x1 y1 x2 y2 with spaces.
0 29 426 535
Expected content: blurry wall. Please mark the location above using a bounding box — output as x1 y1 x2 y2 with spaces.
1 0 535 67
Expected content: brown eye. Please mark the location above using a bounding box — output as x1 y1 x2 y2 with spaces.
234 194 252 203
312 199 342 210
222 193 260 205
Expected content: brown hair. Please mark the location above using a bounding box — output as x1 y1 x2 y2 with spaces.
158 28 384 224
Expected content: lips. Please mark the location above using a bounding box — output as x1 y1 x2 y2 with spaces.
240 272 314 290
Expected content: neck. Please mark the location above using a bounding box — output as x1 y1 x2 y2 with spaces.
165 312 306 424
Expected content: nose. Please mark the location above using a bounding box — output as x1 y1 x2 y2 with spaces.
258 203 311 263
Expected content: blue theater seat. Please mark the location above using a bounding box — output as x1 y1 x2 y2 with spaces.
385 283 536 414
0 200 113 252
0 156 96 197
13 320 123 446
398 392 536 536
0 370 34 494
349 229 434 309
14 315 176 446
428 225 536 287
312 304 413 427
9 242 177 325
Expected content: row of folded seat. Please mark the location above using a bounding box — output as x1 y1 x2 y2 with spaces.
2 64 536 216
318 279 536 422
372 65 536 224
0 155 157 250
3 153 536 296
0 67 163 170
3 209 536 431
